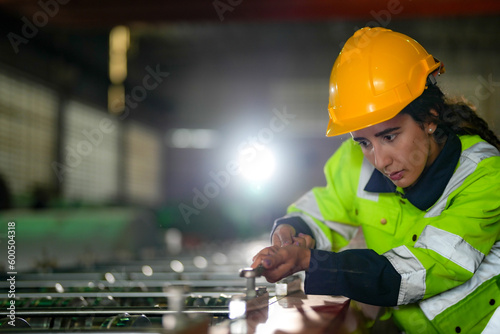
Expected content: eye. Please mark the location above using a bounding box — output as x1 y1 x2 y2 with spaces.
383 134 397 142
355 140 371 149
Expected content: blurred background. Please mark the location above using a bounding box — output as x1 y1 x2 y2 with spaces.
0 0 499 271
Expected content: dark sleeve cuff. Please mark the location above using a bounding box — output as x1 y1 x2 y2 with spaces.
270 216 314 242
305 249 401 306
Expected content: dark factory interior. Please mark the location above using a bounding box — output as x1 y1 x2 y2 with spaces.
0 0 500 333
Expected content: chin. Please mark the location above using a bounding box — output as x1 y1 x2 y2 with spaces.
392 178 415 189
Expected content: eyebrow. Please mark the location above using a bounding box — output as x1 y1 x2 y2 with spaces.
352 127 400 141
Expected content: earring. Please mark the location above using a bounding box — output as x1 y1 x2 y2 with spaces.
429 128 433 133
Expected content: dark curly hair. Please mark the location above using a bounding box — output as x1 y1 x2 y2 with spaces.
400 84 500 150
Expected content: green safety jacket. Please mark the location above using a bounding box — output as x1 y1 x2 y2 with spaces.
277 134 500 333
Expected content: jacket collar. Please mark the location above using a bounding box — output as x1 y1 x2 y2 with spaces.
363 132 462 211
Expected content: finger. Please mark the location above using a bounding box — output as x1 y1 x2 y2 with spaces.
292 235 312 248
251 253 263 268
257 249 287 275
272 232 291 247
292 236 306 247
251 246 277 265
271 232 282 247
252 254 272 270
268 245 280 254
262 259 296 283
259 248 290 270
275 231 293 247
263 269 285 283
259 247 308 283
298 233 316 249
261 264 286 283
280 233 293 247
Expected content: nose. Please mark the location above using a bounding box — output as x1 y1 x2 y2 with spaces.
372 144 392 171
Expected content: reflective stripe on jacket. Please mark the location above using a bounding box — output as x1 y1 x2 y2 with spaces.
287 134 500 333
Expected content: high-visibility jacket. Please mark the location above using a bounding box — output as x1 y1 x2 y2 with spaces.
276 133 500 333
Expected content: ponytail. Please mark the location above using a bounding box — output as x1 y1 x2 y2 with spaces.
401 84 500 151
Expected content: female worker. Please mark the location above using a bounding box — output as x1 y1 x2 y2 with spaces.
251 27 500 333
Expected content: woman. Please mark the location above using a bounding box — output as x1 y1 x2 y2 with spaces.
251 27 500 333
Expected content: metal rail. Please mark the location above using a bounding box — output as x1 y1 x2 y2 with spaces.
0 279 272 289
7 291 241 299
0 307 229 317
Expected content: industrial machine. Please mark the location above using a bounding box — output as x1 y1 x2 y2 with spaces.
0 244 352 333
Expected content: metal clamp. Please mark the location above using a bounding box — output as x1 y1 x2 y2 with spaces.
239 265 264 298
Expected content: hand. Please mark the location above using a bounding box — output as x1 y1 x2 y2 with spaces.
251 245 311 283
272 224 296 247
272 224 316 249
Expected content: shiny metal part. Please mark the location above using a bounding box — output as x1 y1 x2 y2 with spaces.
239 265 265 298
275 275 302 296
164 285 189 312
5 308 229 317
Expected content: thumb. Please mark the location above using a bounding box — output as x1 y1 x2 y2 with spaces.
279 232 293 246
261 257 273 269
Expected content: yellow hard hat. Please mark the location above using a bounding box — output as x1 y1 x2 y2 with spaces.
326 27 444 136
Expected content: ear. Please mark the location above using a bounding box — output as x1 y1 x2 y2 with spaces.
425 108 439 132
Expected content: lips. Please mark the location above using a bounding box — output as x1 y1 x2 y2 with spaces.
389 171 404 181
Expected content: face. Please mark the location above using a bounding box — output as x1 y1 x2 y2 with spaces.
351 113 441 188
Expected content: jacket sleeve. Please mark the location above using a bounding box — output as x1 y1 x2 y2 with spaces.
305 249 401 306
282 139 363 251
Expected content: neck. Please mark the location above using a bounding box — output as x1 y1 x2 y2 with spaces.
426 133 447 168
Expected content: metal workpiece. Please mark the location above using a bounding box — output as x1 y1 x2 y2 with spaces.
275 275 302 296
256 286 267 297
238 264 265 278
163 285 190 312
161 285 188 331
239 265 265 299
